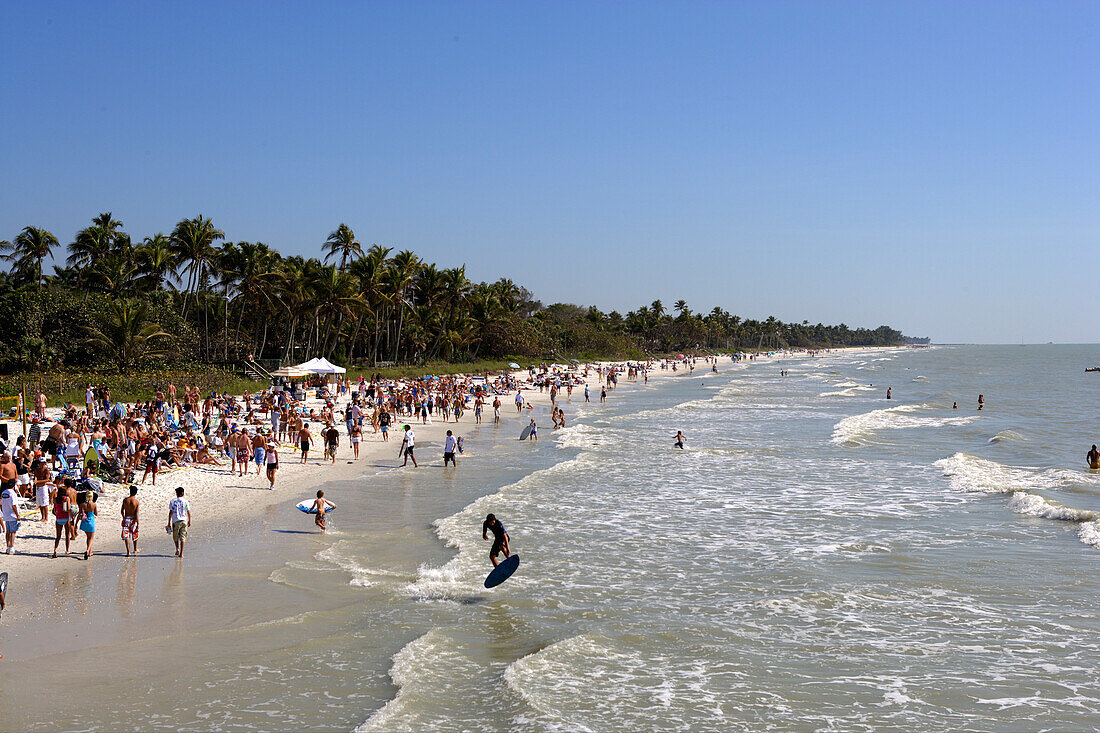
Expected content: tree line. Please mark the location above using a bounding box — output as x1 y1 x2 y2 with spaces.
0 213 913 371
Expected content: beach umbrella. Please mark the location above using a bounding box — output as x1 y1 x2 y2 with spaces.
508 362 520 369
569 359 580 364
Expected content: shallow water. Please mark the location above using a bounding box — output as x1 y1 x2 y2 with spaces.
4 345 1100 731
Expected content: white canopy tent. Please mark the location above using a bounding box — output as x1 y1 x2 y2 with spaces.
270 365 311 378
296 357 347 375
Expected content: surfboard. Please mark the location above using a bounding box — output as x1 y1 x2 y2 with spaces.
520 425 533 441
484 554 520 588
84 447 99 472
296 500 336 515
0 570 7 617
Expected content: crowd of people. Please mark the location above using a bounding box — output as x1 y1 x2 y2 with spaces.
0 361 628 561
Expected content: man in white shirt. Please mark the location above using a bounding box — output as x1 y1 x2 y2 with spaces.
515 391 524 414
1 482 20 554
443 430 458 467
400 425 417 468
166 487 192 558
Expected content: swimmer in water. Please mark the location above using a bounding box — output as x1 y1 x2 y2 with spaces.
1089 445 1100 471
675 431 685 449
952 402 958 410
978 394 984 411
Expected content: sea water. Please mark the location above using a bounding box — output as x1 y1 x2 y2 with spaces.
5 345 1100 731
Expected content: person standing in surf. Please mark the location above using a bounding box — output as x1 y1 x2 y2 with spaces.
978 394 984 410
400 425 418 467
444 430 458 467
675 431 685 449
121 485 139 556
311 489 335 532
1088 445 1100 471
482 513 510 567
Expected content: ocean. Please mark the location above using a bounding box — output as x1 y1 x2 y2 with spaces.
5 345 1100 731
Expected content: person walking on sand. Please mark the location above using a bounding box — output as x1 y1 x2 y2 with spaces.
400 425 418 467
350 422 362 459
311 489 335 532
493 396 501 424
325 424 339 464
167 487 191 558
1 480 21 554
1088 445 1100 471
298 424 313 464
251 430 266 476
77 490 96 560
675 431 685 449
379 409 391 442
52 480 72 558
121 485 139 556
444 430 458 467
515 390 525 414
265 442 279 489
482 513 510 568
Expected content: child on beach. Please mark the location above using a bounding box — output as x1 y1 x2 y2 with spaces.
311 489 335 532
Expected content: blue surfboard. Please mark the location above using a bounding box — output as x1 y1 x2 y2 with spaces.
484 554 520 588
520 425 533 441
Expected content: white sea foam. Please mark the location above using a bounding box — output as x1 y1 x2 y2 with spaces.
988 429 1025 444
820 385 875 397
315 541 401 588
934 453 1100 496
356 629 475 731
831 404 977 445
936 452 1100 547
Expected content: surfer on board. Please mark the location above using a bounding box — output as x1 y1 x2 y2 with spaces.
482 513 510 567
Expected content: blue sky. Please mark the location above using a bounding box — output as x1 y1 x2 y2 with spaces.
2 1 1097 343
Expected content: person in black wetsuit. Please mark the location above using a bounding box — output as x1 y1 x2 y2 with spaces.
482 513 510 567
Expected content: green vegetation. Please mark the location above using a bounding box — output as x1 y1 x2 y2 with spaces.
0 213 911 376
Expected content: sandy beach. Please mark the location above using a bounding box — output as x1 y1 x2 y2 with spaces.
0 357 721 594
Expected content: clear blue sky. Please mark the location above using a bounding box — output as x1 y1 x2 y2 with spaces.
2 1 1097 343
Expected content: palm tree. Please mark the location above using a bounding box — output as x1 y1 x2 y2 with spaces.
170 215 224 318
674 299 689 317
385 250 421 362
220 241 280 358
135 234 176 291
427 265 470 359
322 223 363 271
3 226 58 286
68 213 123 263
82 300 173 369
